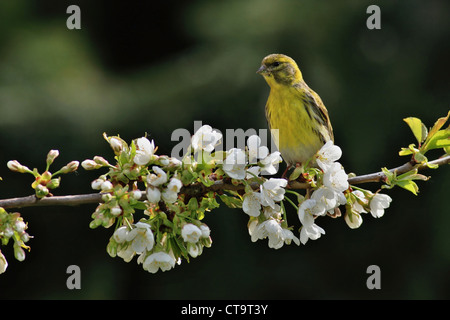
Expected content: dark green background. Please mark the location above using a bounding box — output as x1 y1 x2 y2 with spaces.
0 0 449 299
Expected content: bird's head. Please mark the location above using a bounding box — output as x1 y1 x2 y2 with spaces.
257 54 303 87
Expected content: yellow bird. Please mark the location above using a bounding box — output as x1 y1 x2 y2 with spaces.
257 53 334 175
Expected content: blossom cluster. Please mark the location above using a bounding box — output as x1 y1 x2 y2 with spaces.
82 132 218 273
82 124 393 274
0 208 31 274
4 112 448 275
1 149 78 273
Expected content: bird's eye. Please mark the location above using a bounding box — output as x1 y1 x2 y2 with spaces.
271 62 281 67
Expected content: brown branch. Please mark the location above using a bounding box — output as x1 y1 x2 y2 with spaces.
347 154 450 185
1 155 449 210
0 193 105 210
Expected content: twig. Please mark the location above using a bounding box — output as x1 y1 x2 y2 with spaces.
1 155 449 210
347 154 450 185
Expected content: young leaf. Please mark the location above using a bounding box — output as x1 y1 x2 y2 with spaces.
218 194 242 209
396 180 419 195
403 117 428 145
421 128 450 153
421 111 450 152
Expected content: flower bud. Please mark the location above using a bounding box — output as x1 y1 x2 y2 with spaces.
13 243 26 262
110 206 122 217
35 184 49 198
130 190 142 200
46 178 61 189
109 137 124 154
46 150 60 167
59 161 79 174
81 159 100 170
91 178 105 190
101 193 113 202
21 233 30 243
101 181 114 192
14 220 27 233
7 160 31 173
93 156 110 167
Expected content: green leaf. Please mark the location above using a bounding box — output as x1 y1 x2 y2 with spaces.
404 117 428 144
133 201 148 210
421 111 450 152
397 168 429 182
218 194 242 209
180 169 197 185
170 236 189 262
396 180 419 195
289 166 303 181
399 147 413 156
187 197 199 211
421 128 450 153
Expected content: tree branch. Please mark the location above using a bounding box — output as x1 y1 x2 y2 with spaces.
1 155 449 210
346 154 450 185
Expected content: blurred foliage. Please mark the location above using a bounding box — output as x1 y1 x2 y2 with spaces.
0 0 449 299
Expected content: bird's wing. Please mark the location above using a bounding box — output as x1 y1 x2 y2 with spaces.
294 82 334 142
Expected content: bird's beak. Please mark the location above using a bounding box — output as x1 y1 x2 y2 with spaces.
256 65 267 75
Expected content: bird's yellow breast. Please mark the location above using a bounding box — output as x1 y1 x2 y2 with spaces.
266 85 324 165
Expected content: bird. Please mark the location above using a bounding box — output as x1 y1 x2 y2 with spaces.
257 53 334 177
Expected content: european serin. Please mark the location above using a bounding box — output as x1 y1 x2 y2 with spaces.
257 53 334 174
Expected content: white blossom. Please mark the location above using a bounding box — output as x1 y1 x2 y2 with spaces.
247 135 269 163
351 190 368 214
222 148 247 180
263 203 282 219
146 186 161 203
168 157 182 168
191 125 222 153
147 166 168 186
343 191 368 229
323 162 349 192
311 186 346 215
199 224 211 238
181 224 202 243
161 177 182 203
345 211 363 229
260 151 282 175
133 137 155 165
126 222 155 254
117 245 135 262
316 141 342 171
248 218 299 249
298 199 326 244
113 226 129 243
143 251 176 273
260 178 287 209
280 228 300 247
246 166 261 179
369 193 392 218
242 191 262 217
187 243 203 258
